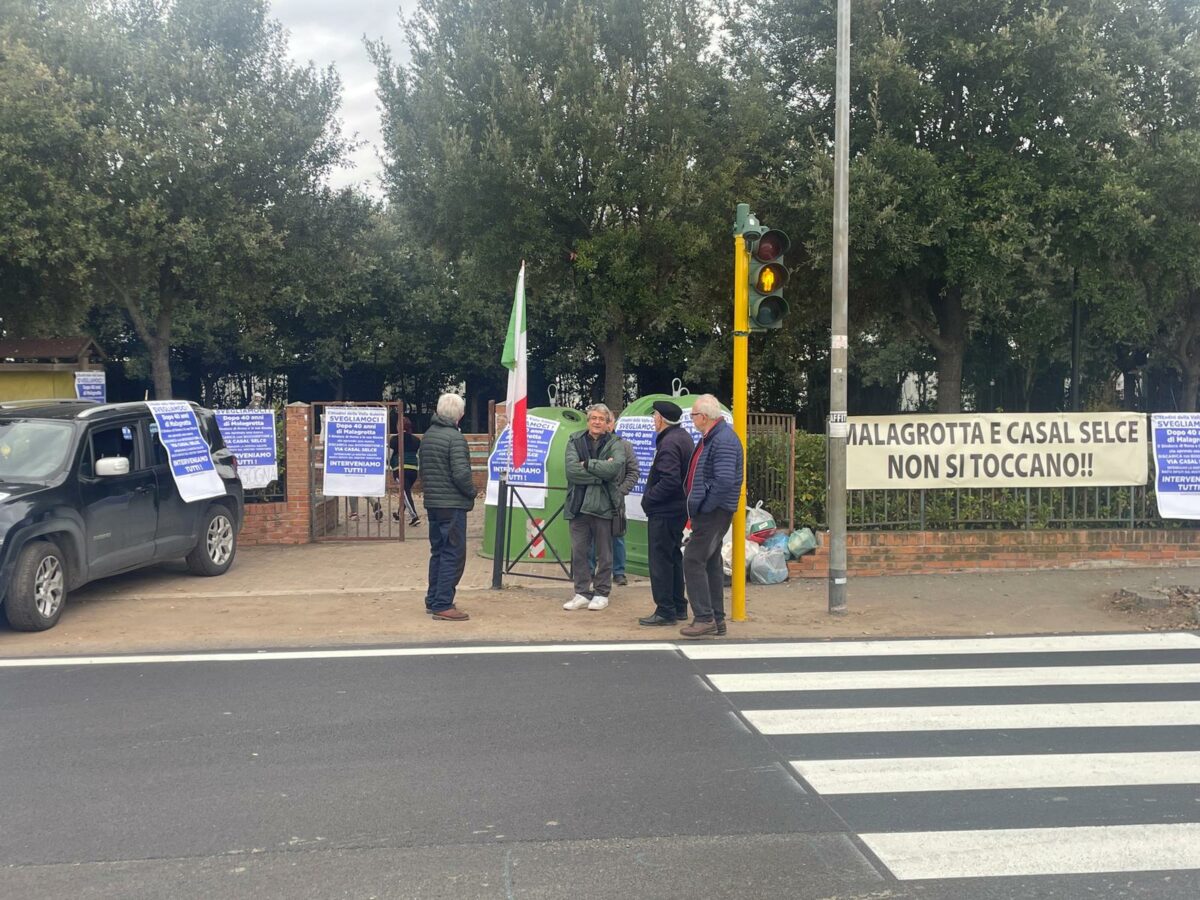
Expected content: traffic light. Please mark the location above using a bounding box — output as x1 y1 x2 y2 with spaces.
747 228 790 330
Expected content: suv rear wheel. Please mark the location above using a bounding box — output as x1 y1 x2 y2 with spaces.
186 503 237 576
5 541 68 631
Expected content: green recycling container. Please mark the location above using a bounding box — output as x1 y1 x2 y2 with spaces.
615 393 731 577
481 406 587 566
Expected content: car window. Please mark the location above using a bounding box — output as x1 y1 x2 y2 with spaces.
148 421 171 467
0 420 75 481
81 423 139 478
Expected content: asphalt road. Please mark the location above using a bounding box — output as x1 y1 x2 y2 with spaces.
2 633 1200 899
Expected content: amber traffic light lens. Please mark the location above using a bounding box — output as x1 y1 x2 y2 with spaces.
755 262 788 293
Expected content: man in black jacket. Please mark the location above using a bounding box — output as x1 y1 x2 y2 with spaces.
418 393 477 621
637 400 695 626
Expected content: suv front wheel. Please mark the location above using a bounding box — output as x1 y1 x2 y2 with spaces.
186 503 238 576
5 540 68 631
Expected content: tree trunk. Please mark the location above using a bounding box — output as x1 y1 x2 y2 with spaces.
600 334 625 413
149 339 172 400
931 289 967 413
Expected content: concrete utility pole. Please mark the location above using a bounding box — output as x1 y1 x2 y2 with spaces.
828 0 852 615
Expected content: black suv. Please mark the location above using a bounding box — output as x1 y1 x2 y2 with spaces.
0 400 243 631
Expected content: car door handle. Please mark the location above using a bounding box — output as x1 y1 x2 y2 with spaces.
135 485 154 494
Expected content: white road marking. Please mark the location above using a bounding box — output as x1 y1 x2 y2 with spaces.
709 662 1200 693
791 751 1200 795
745 700 1200 734
0 643 677 668
681 633 1200 660
860 823 1200 879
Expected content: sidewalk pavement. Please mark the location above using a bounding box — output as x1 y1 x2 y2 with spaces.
1 514 1197 656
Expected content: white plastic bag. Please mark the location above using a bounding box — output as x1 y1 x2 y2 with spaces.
745 500 776 536
722 539 760 578
750 548 789 584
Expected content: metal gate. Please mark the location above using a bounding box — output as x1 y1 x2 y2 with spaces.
310 401 408 541
747 411 796 528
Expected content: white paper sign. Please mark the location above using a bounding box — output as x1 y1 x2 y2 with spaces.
322 406 387 498
1152 413 1200 519
215 410 278 490
147 401 226 503
485 415 561 508
74 371 106 402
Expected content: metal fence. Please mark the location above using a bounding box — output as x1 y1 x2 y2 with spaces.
747 412 796 528
845 484 1191 531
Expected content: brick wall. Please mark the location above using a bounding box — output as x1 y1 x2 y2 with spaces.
788 529 1200 578
239 402 312 546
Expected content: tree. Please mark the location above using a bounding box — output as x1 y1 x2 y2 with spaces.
0 27 104 332
726 0 1161 413
373 0 741 412
56 0 348 398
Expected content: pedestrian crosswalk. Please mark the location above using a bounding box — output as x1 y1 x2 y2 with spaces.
680 632 1200 881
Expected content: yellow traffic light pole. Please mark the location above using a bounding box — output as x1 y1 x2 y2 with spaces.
731 232 750 622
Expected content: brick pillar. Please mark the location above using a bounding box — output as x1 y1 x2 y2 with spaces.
286 402 313 541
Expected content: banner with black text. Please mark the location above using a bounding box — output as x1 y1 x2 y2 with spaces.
846 413 1148 490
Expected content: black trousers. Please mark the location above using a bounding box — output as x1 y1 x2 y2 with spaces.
647 513 688 620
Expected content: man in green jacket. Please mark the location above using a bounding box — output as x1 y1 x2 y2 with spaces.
418 393 477 621
563 403 627 611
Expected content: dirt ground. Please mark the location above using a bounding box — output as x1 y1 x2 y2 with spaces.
2 506 1198 656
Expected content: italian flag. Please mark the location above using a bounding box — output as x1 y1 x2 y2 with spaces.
502 262 528 470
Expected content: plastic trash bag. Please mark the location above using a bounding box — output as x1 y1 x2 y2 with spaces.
722 539 760 578
745 501 775 536
787 527 818 558
763 530 791 553
750 548 789 584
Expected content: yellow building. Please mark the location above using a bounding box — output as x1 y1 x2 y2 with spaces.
0 338 106 402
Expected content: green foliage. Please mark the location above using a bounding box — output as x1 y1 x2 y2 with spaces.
372 0 748 409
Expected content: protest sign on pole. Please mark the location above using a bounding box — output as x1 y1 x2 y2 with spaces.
847 413 1148 490
1151 413 1200 519
74 371 106 402
486 414 559 508
147 401 226 502
322 406 387 497
215 409 278 489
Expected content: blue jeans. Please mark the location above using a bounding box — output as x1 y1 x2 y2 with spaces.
425 508 468 611
589 534 626 577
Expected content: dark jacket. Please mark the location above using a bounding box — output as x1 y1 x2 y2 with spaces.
641 423 695 518
685 418 744 518
564 430 626 520
615 436 640 495
418 415 477 510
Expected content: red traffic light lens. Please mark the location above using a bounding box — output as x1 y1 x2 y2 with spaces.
754 229 789 262
755 262 788 294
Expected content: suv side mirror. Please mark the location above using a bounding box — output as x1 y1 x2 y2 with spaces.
95 457 130 477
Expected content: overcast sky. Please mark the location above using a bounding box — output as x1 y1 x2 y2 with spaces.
270 0 413 195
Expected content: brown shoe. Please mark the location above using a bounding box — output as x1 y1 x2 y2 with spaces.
432 608 470 621
679 619 717 638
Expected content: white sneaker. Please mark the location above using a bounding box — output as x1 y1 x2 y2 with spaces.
563 594 591 610
587 595 609 611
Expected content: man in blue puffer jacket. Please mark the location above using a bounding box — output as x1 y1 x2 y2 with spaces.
680 393 744 638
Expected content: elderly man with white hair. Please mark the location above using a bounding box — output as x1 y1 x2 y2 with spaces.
417 392 478 621
680 393 743 638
